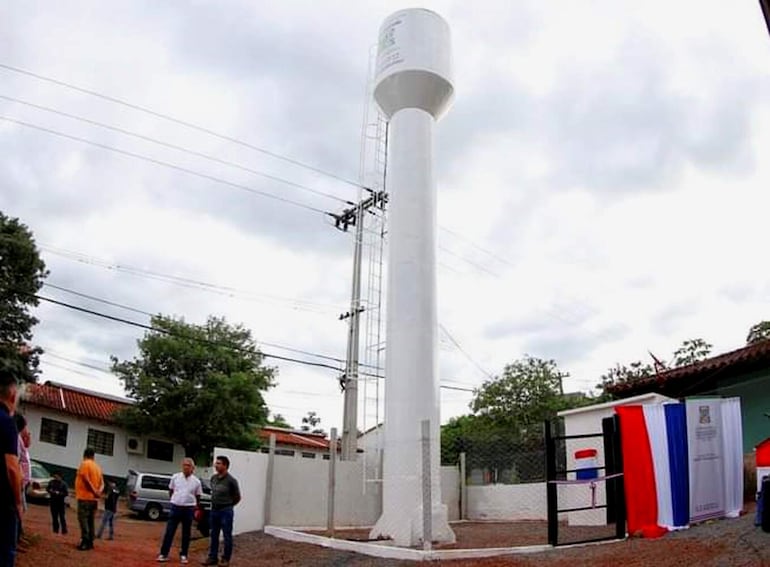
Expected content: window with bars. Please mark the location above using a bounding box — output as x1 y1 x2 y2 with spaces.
147 439 174 462
40 418 68 446
87 428 115 456
275 449 295 457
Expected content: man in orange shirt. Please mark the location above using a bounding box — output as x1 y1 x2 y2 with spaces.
75 448 103 551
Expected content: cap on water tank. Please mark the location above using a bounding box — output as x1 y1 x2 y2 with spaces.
373 8 454 119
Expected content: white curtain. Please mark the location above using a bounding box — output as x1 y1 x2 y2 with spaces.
721 397 744 518
643 404 674 528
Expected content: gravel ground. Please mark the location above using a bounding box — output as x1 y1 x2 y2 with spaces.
15 499 770 566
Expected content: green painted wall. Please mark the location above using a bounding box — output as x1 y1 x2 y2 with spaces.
704 369 770 453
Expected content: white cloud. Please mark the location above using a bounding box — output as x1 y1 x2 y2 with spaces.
3 0 770 433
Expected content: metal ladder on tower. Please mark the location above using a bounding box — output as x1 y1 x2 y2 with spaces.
358 45 389 490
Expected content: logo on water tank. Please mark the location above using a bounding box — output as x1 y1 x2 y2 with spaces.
378 18 401 52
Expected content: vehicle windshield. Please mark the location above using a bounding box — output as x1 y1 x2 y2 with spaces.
30 461 51 479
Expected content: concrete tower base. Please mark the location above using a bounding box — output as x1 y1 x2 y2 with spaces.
370 503 455 547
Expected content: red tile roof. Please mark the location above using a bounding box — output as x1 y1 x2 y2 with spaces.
258 426 331 450
22 381 131 423
608 339 770 397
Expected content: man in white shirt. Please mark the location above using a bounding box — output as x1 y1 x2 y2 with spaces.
157 458 202 564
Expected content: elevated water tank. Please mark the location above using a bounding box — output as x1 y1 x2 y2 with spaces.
374 9 454 119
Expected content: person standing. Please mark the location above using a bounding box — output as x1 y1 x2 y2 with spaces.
157 458 202 564
46 471 68 534
13 415 29 512
96 480 119 540
12 415 29 548
75 448 103 551
0 371 21 567
202 456 240 567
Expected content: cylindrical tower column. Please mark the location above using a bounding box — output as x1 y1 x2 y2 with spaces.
369 8 455 547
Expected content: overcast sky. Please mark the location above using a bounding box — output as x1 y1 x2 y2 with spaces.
2 0 769 433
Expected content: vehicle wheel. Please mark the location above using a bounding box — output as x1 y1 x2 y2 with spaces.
146 504 163 521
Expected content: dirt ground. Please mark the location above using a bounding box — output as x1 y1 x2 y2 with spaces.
15 499 770 566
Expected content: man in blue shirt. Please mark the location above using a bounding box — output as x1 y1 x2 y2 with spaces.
0 364 22 567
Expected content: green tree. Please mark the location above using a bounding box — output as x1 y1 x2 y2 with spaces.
597 360 653 393
746 321 770 345
267 413 292 429
470 355 569 436
112 315 276 461
441 357 593 481
300 411 325 435
0 212 48 381
672 338 712 367
440 414 489 466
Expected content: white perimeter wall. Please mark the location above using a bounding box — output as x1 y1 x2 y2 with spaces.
214 446 269 536
467 483 547 521
269 457 380 527
214 447 459 531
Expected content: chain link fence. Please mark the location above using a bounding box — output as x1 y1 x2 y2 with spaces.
440 422 567 522
441 423 566 486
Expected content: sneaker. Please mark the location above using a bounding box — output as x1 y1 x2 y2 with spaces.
218 561 229 567
156 555 169 563
200 558 218 566
180 557 189 565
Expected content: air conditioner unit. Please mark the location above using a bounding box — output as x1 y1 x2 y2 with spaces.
126 437 144 455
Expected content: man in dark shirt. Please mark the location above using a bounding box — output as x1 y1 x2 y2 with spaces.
0 368 22 567
201 455 240 567
46 471 69 534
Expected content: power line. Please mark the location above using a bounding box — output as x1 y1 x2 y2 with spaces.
0 94 354 206
43 351 113 375
439 226 516 271
44 282 152 317
42 360 109 380
39 245 342 314
29 292 344 372
0 62 364 189
0 115 332 216
439 384 475 393
33 294 471 392
41 281 372 368
439 323 495 380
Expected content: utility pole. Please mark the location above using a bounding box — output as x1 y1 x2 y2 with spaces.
333 190 386 461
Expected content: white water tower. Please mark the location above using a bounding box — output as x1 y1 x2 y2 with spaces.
369 8 455 547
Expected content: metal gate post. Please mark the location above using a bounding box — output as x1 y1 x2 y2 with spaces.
545 420 558 546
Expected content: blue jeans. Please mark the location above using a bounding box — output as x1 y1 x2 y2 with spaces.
159 505 194 557
0 508 17 567
207 507 234 562
96 509 115 539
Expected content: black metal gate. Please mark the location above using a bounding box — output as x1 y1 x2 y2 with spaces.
545 416 626 546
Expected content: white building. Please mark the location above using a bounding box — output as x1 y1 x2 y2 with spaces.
257 425 335 460
18 381 186 485
557 392 675 525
